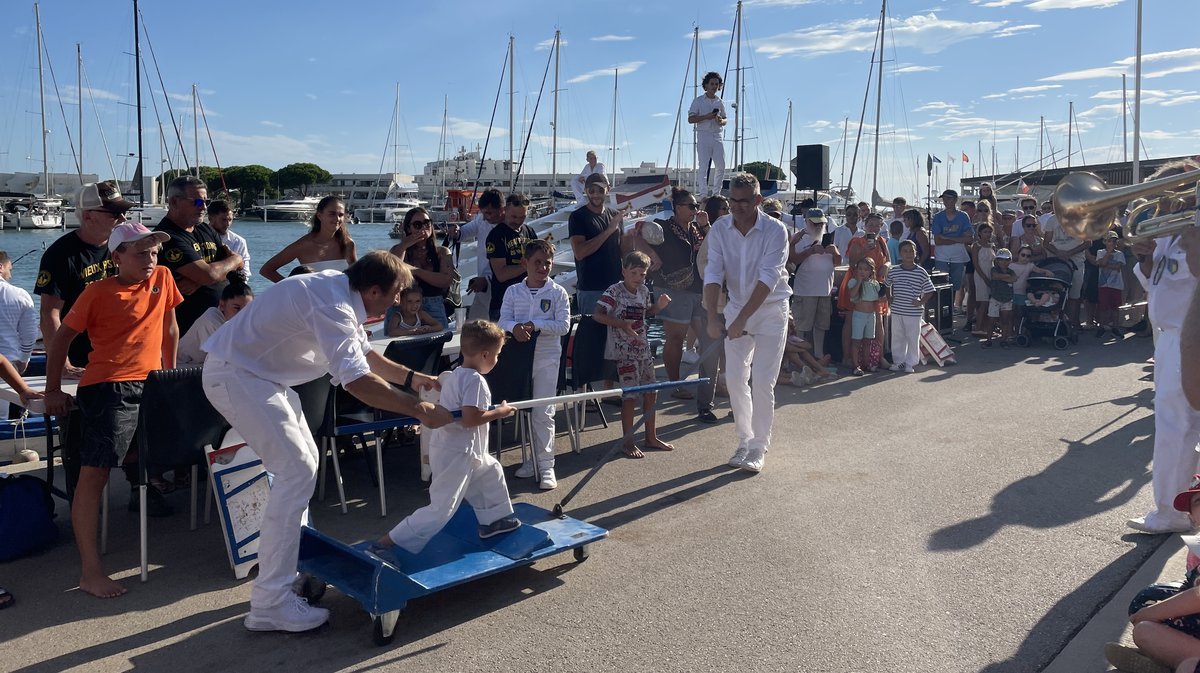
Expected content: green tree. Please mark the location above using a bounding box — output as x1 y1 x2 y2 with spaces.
223 164 276 209
742 161 786 182
274 162 332 196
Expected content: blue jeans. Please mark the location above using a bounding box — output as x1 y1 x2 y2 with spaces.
422 296 448 330
576 290 605 316
934 260 967 292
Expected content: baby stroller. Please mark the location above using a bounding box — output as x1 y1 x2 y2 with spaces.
1015 257 1078 350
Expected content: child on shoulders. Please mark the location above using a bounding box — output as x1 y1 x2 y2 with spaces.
593 251 672 458
498 239 571 490
373 320 519 554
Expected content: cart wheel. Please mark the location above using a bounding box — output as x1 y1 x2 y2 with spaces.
552 503 564 518
1053 336 1070 350
372 610 400 646
573 544 591 563
1016 334 1031 348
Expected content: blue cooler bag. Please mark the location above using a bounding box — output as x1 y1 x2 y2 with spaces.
0 473 58 561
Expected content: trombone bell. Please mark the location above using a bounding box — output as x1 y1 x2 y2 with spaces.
1052 168 1200 241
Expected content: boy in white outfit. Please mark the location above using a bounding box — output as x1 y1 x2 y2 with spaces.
499 239 571 490
375 320 520 553
688 71 727 197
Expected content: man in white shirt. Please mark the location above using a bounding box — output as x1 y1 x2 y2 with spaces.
445 189 505 320
788 208 840 359
1126 161 1200 534
570 151 606 204
704 172 791 474
0 251 36 372
207 200 251 282
202 251 453 633
1041 212 1089 326
832 205 863 255
688 71 728 197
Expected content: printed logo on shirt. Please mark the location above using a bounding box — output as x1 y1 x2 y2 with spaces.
485 242 495 255
540 299 551 313
35 271 50 288
165 248 183 263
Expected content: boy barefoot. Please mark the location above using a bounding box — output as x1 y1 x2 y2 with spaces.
593 251 672 458
44 222 181 598
374 320 519 553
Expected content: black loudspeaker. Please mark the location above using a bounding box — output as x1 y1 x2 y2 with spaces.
793 144 829 191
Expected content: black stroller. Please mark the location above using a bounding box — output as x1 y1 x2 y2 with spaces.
1015 257 1078 350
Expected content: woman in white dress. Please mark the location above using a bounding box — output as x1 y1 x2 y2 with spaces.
259 196 358 281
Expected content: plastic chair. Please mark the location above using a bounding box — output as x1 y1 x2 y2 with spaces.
484 333 538 462
382 330 452 375
135 367 231 582
561 315 610 445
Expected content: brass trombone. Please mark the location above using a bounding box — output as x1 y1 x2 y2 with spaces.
1051 168 1200 241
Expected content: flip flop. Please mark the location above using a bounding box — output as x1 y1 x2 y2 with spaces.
0 587 14 609
646 440 674 452
621 444 645 459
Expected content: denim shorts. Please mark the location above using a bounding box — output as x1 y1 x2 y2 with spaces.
576 289 605 316
657 290 703 325
851 310 876 340
934 260 967 292
76 380 144 469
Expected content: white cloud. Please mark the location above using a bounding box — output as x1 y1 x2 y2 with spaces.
1115 48 1200 66
994 24 1040 38
1077 103 1123 118
693 29 730 40
61 85 123 103
805 120 835 130
754 14 1006 59
1147 63 1200 79
1161 94 1200 107
535 37 568 50
591 35 633 42
527 133 597 152
1042 48 1200 82
895 64 942 74
914 101 958 112
260 121 283 128
1012 84 1062 94
1140 129 1199 141
744 0 820 5
651 112 672 117
417 117 507 140
304 93 317 100
971 0 1024 6
1026 0 1124 9
567 61 646 84
1040 65 1127 82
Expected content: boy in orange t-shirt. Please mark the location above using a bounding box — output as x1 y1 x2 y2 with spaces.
44 221 183 599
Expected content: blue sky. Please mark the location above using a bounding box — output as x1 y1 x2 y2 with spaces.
1 0 1197 203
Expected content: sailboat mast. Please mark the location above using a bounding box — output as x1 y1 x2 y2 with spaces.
1039 116 1044 170
134 0 144 205
394 83 401 176
869 0 885 207
1132 0 1142 184
693 26 699 179
840 117 848 190
1122 74 1128 164
551 30 559 207
733 1 742 170
508 35 515 192
78 44 83 182
192 84 199 177
1066 101 1073 168
439 97 448 200
35 3 50 199
777 100 791 191
611 69 619 171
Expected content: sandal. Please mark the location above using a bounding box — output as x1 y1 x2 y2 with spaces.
621 444 645 459
646 440 674 452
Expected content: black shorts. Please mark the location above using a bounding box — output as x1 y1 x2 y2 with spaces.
76 381 144 469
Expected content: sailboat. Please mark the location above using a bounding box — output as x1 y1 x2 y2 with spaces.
357 84 423 225
27 3 64 229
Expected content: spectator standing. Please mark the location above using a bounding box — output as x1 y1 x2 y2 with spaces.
177 282 254 365
486 193 537 321
788 208 840 360
1042 207 1090 327
902 208 933 270
984 248 1017 348
154 176 243 334
570 151 606 204
931 189 973 314
258 195 357 282
568 174 623 313
1094 231 1126 338
832 204 863 255
703 173 791 473
688 72 728 197
886 241 934 372
389 207 455 329
0 251 37 372
972 224 997 337
207 200 250 282
445 189 505 321
1015 215 1048 263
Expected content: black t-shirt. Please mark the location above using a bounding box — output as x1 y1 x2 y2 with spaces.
486 223 536 313
154 215 227 334
652 218 702 294
568 206 622 291
33 231 116 366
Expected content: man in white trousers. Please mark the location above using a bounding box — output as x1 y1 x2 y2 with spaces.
703 172 791 473
688 71 727 197
201 252 453 632
1127 161 1200 534
570 150 606 204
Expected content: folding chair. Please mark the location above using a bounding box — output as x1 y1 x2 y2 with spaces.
484 333 538 463
560 314 610 449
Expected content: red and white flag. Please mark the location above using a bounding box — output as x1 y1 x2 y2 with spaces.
1019 179 1031 194
962 152 970 163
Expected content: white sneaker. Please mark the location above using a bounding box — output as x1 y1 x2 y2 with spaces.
740 448 765 473
902 364 915 373
729 446 750 468
888 363 902 372
244 595 330 632
681 349 700 365
514 462 536 479
538 469 558 490
1127 514 1193 534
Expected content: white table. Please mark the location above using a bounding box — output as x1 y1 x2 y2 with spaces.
0 375 76 415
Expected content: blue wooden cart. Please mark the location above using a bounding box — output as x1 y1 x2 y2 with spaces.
298 502 607 644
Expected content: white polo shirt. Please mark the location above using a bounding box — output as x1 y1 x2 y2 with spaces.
703 209 792 316
202 270 372 387
458 212 496 280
